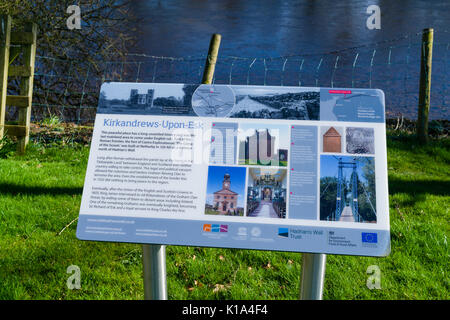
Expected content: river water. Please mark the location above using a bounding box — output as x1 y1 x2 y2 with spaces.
129 0 450 119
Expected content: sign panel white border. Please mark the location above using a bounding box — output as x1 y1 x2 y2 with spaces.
77 83 390 257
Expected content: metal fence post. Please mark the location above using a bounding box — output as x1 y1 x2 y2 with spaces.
300 253 326 300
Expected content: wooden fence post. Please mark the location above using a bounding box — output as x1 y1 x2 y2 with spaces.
0 15 11 140
202 33 221 85
417 28 433 144
16 22 37 153
141 34 222 300
0 16 37 154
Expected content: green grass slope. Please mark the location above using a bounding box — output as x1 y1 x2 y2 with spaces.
0 133 448 300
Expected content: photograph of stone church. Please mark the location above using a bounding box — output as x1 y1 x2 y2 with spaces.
129 89 154 109
238 123 289 167
246 168 287 219
205 166 246 216
96 83 198 115
97 85 155 114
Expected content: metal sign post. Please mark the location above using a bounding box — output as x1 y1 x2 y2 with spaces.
142 244 168 300
141 33 222 300
300 253 327 300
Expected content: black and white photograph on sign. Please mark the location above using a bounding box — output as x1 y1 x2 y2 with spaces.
320 126 344 153
346 127 375 154
320 155 377 223
97 83 198 116
238 123 289 167
229 86 320 120
191 85 236 117
205 166 246 216
209 122 238 165
96 83 322 120
246 168 287 219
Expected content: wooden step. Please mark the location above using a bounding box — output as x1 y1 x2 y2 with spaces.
6 95 30 108
8 65 31 77
2 124 28 137
10 31 34 45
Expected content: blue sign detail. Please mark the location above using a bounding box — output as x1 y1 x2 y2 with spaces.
362 232 378 243
77 215 390 257
278 228 289 238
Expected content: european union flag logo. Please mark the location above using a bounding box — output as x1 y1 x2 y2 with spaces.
362 233 378 243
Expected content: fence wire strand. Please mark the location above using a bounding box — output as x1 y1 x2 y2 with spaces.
10 31 448 124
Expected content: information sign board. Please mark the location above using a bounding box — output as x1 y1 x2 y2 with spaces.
76 83 390 256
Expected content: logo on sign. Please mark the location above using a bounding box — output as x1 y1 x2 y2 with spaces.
278 228 289 238
362 232 378 243
203 224 228 233
237 227 247 236
250 227 261 237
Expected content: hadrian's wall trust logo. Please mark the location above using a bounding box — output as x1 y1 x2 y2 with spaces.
278 228 289 238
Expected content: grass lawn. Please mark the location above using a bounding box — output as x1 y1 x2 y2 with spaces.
0 130 448 300
205 208 245 216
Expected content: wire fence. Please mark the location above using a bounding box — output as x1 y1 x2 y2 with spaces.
6 30 449 125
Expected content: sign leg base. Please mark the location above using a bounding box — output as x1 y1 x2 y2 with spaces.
300 253 326 300
142 244 167 300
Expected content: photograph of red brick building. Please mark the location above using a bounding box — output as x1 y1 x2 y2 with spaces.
205 166 246 216
322 126 342 153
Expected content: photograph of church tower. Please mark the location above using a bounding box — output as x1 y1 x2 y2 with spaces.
205 166 246 216
129 89 154 109
212 173 239 214
238 123 289 167
243 129 275 164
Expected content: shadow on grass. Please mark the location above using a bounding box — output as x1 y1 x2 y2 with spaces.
388 176 450 206
0 183 83 196
387 134 450 153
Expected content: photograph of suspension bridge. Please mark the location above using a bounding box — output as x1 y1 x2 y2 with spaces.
320 155 377 223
